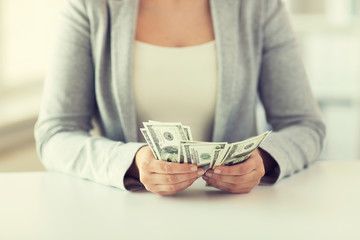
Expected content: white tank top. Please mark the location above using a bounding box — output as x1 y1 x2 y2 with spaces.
132 40 218 142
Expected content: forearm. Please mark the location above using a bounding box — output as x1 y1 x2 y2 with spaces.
35 125 145 190
259 124 325 183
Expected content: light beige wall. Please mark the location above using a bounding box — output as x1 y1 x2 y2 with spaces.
0 142 44 172
287 0 326 14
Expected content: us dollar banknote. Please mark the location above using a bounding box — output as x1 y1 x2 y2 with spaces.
182 142 228 168
219 131 271 167
141 121 271 168
142 122 189 162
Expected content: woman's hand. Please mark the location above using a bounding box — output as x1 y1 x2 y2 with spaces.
134 146 205 195
202 149 268 194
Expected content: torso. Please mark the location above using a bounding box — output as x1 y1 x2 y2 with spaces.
134 0 218 142
136 0 215 47
133 40 218 142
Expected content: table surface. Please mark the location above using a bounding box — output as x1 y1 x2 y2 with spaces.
1 161 359 240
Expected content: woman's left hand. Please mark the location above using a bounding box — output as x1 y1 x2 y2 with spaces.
202 149 266 194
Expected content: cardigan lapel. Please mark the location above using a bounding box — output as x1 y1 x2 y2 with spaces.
109 0 139 142
210 0 240 141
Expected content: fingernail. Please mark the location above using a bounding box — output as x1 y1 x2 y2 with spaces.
205 172 212 177
202 175 209 181
214 169 221 174
191 166 197 172
197 169 204 176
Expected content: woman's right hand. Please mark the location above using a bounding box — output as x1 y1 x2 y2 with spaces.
135 146 204 195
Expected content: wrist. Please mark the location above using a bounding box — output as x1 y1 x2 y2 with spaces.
126 161 139 179
258 148 278 176
126 147 145 180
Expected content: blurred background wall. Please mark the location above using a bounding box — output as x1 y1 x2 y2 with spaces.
285 0 360 160
0 0 359 172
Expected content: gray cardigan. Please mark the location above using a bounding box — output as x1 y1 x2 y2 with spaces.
35 0 326 191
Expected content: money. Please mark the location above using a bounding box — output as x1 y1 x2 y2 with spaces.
143 122 188 162
141 121 271 169
182 142 228 168
220 131 270 166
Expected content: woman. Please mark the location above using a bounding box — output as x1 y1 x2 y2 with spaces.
35 0 325 195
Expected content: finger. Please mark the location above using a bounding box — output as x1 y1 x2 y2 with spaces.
148 160 198 174
213 155 260 176
204 177 256 194
151 177 198 195
142 169 204 185
205 169 261 185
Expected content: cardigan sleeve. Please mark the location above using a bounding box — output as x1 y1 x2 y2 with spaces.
258 0 326 183
34 0 145 191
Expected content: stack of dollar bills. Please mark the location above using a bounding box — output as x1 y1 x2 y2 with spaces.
141 121 271 170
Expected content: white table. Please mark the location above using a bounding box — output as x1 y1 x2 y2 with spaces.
1 161 359 240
